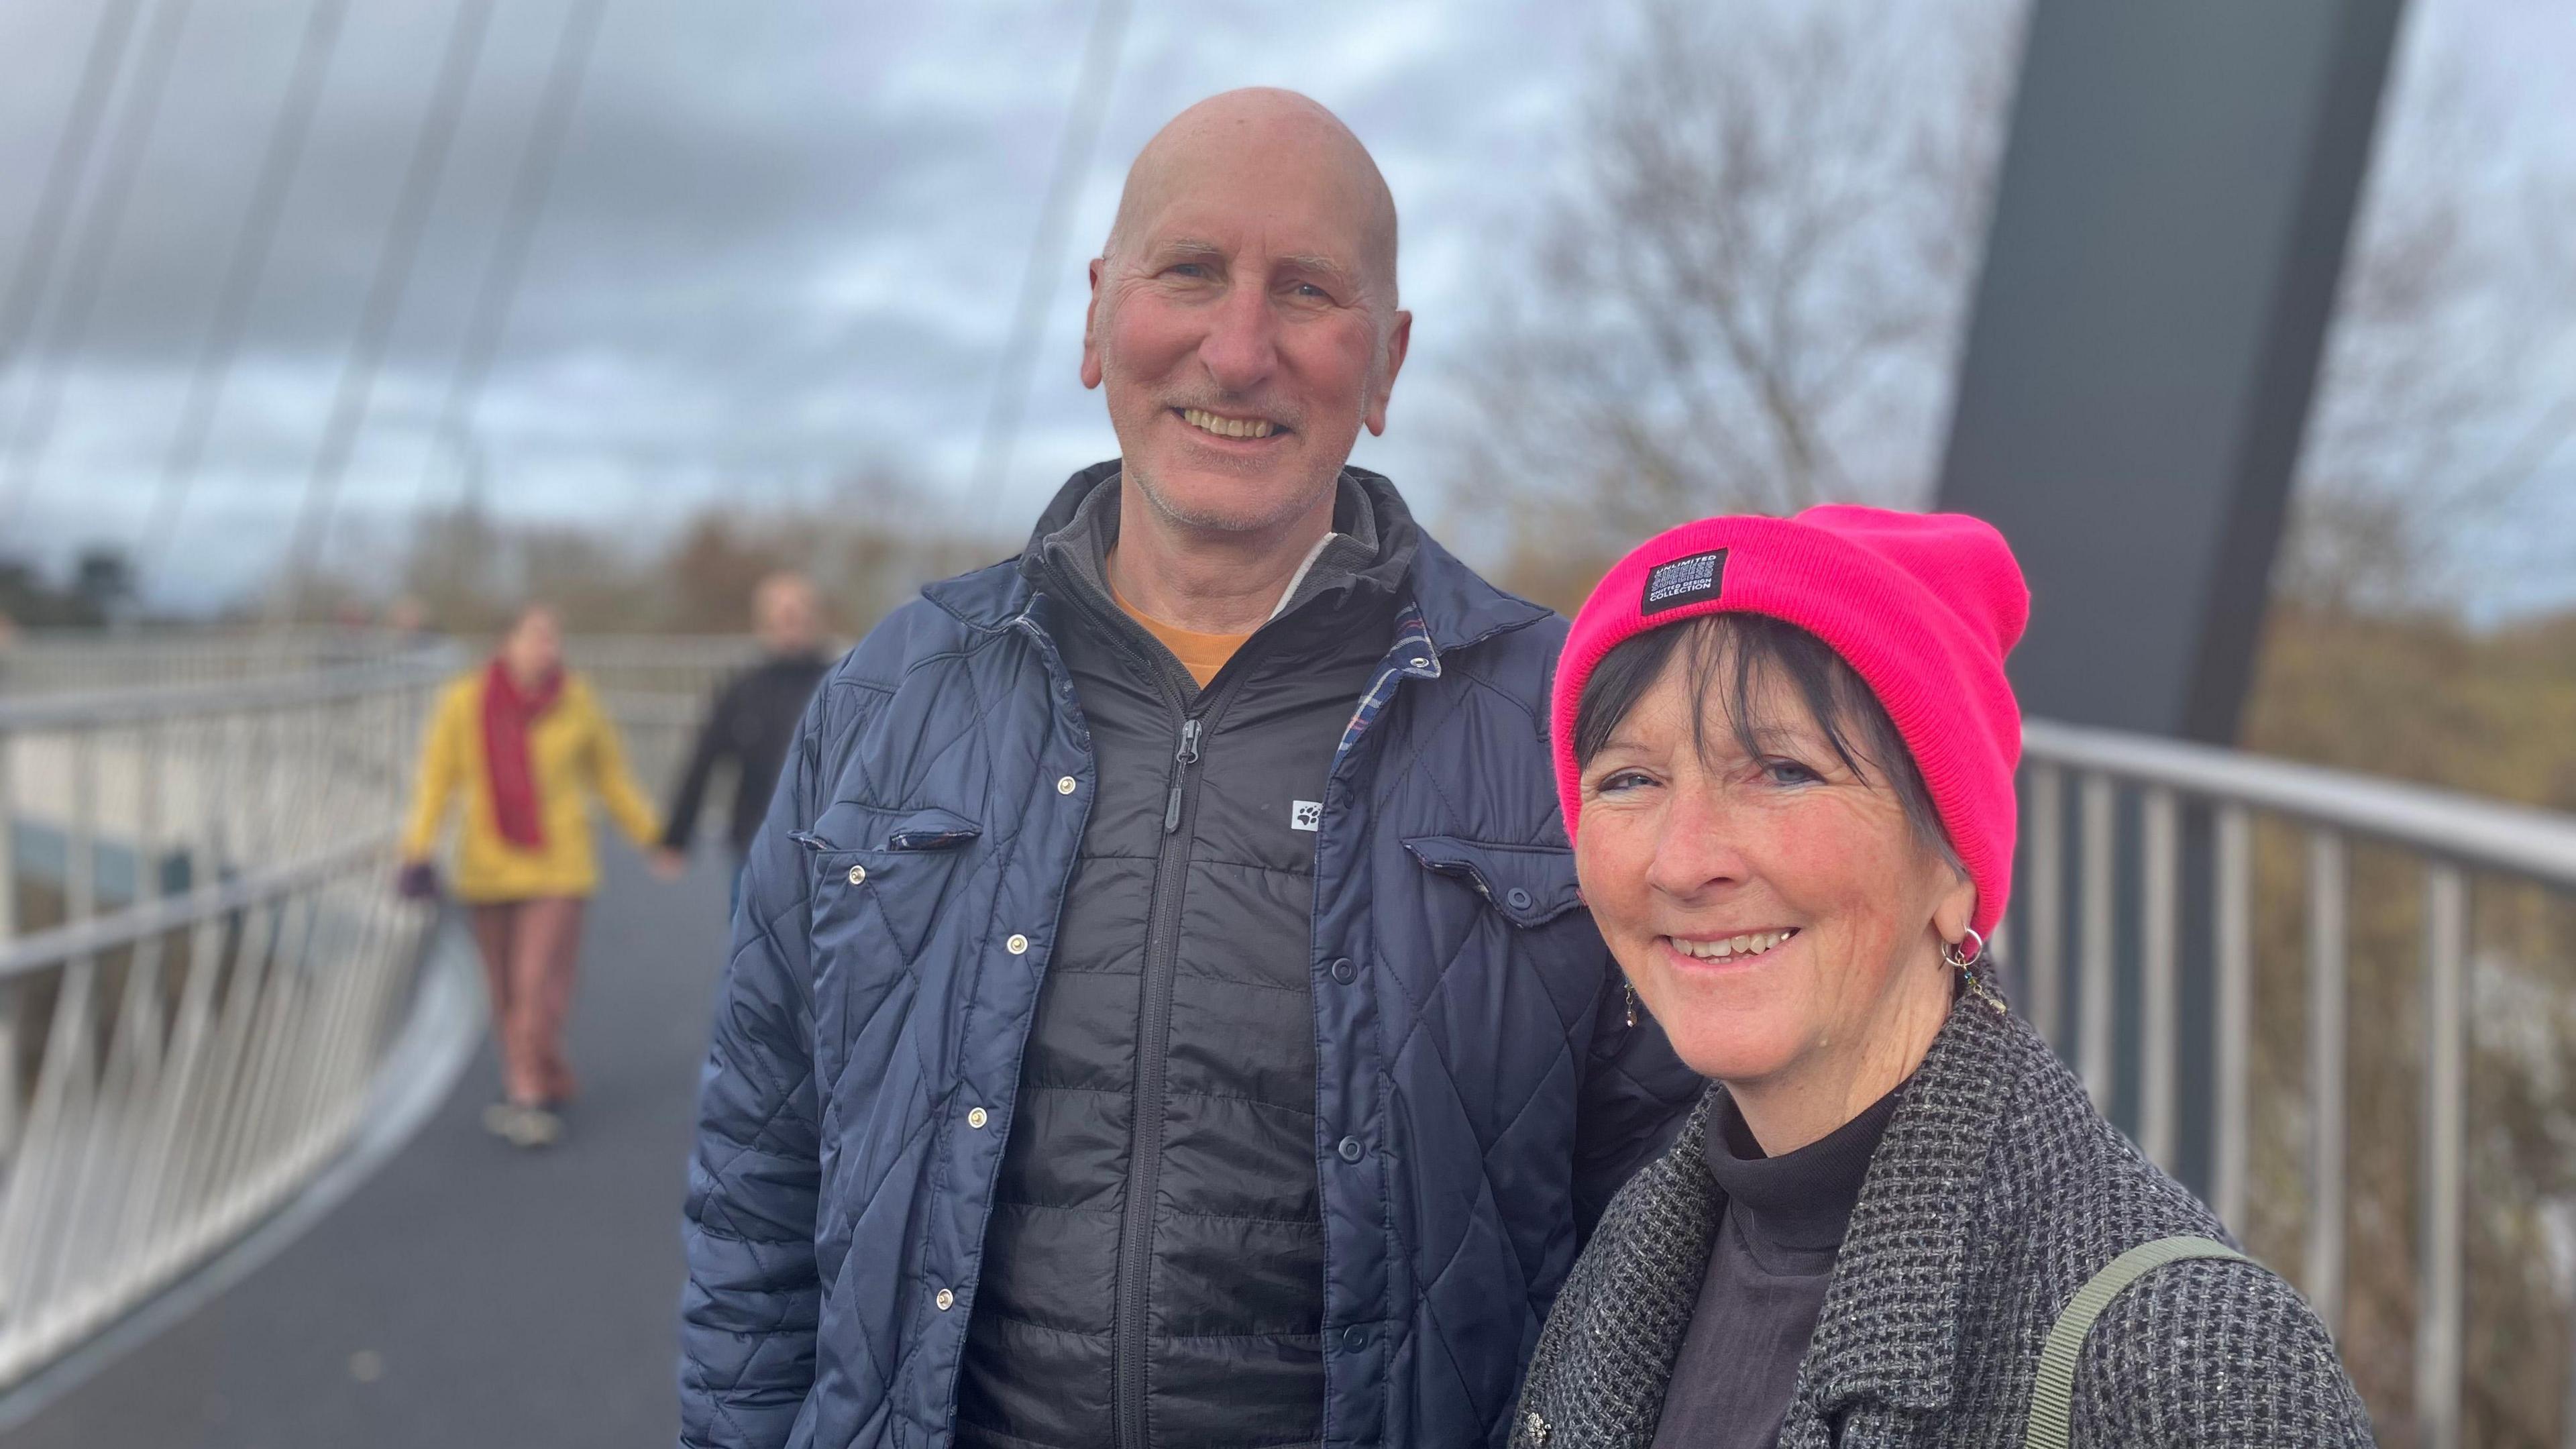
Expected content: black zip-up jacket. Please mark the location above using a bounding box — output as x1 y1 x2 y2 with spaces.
663 651 833 856
955 472 1405 1449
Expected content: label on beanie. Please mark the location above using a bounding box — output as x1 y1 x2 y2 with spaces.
1642 549 1727 614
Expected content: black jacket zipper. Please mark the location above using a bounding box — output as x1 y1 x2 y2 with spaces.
1114 695 1231 1449
1034 551 1295 1449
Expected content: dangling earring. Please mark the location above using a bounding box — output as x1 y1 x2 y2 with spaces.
1941 928 1987 971
1623 981 1640 1028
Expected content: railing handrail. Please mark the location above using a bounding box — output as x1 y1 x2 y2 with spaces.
0 833 395 980
0 655 451 733
2023 718 2576 888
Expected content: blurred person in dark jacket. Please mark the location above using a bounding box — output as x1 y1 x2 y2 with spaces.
651 572 833 881
678 88 1697 1449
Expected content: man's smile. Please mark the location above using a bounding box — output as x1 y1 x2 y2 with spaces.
1175 406 1285 440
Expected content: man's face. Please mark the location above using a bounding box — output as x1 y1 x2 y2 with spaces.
1083 146 1409 535
755 580 821 655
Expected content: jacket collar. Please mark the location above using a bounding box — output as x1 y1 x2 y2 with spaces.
1791 973 2017 1418
919 461 1548 654
1610 975 2019 1426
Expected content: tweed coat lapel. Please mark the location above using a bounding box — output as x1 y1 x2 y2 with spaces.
1510 975 2017 1449
1529 1089 1726 1447
1778 975 2016 1438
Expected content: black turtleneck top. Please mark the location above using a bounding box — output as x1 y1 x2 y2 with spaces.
1647 1083 1904 1449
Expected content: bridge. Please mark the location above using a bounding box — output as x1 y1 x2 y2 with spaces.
0 627 2571 1446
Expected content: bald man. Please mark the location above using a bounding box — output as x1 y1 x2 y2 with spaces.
681 91 1694 1449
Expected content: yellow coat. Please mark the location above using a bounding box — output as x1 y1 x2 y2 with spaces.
400 669 661 903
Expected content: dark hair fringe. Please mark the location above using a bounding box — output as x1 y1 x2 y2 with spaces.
1570 614 1960 873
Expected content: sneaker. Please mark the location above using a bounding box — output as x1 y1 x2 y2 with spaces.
482 1101 518 1137
502 1105 562 1149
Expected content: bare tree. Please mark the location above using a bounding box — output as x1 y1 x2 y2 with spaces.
1454 0 2021 605
376 464 994 638
2274 40 2576 619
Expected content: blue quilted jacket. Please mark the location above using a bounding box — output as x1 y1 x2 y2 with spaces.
680 470 1697 1449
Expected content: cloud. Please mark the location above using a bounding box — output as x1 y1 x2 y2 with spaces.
1 0 2567 619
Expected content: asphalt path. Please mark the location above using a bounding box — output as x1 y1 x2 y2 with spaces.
8 843 732 1448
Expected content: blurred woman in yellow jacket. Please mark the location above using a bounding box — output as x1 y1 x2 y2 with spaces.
400 604 661 1146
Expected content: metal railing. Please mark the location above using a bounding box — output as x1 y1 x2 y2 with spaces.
2012 718 2576 1449
0 627 435 697
0 658 448 1386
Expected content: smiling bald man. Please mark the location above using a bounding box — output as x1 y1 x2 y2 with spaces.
680 89 1695 1449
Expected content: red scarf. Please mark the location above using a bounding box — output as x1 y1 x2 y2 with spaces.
481 658 565 850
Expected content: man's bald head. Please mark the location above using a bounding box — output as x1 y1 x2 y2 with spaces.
1081 87 1414 550
1103 88 1399 307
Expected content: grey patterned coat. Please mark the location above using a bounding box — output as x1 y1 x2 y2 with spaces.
1509 973 2375 1448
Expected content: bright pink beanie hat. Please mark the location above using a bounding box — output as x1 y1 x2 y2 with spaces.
1550 504 2031 940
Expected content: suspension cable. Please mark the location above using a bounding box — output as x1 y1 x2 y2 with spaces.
270 0 496 625
138 0 350 573
411 0 607 521
0 0 199 529
966 0 1135 518
0 0 146 389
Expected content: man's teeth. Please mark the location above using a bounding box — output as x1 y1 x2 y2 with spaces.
1182 407 1277 439
1672 929 1799 961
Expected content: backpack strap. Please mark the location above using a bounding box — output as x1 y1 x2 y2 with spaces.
2023 1236 2251 1449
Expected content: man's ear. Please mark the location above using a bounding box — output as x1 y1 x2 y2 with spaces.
1363 309 1413 436
1081 258 1108 390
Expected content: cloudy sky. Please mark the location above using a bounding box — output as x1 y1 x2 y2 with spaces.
1 0 2569 614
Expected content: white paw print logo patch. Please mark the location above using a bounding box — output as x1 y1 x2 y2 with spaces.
1290 800 1324 833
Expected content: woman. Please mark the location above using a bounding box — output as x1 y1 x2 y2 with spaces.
400 604 661 1148
1514 508 2369 1447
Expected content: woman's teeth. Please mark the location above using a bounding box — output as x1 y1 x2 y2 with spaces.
1671 928 1799 962
1182 407 1277 439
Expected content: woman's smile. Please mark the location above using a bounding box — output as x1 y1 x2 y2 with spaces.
1660 926 1801 969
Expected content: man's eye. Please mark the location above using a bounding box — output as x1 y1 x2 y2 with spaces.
1167 262 1212 279
1762 758 1822 786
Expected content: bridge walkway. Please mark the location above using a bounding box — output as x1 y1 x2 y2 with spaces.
7 845 731 1448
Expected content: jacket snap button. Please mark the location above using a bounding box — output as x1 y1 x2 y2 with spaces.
934 1288 955 1311
967 1106 988 1129
1337 1136 1363 1163
1057 775 1077 796
1505 887 1533 910
1006 934 1030 955
1342 1324 1368 1351
1330 957 1356 985
847 865 867 886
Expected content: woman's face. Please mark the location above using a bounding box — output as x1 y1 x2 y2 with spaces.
503 608 562 680
1574 651 1974 1107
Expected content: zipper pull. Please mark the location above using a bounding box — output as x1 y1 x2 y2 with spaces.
1163 718 1203 834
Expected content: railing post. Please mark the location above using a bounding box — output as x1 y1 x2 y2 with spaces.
0 724 15 941
2079 772 2116 1112
2306 829 2347 1336
2140 786 2179 1168
2418 863 2467 1449
2027 763 2064 1047
2212 804 2251 1232
0 724 19 1165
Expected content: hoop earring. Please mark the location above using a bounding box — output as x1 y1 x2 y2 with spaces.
1942 927 1987 970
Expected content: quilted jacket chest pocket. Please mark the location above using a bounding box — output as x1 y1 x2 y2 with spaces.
1402 835 1585 928
798 806 985 973
1403 834 1601 1025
